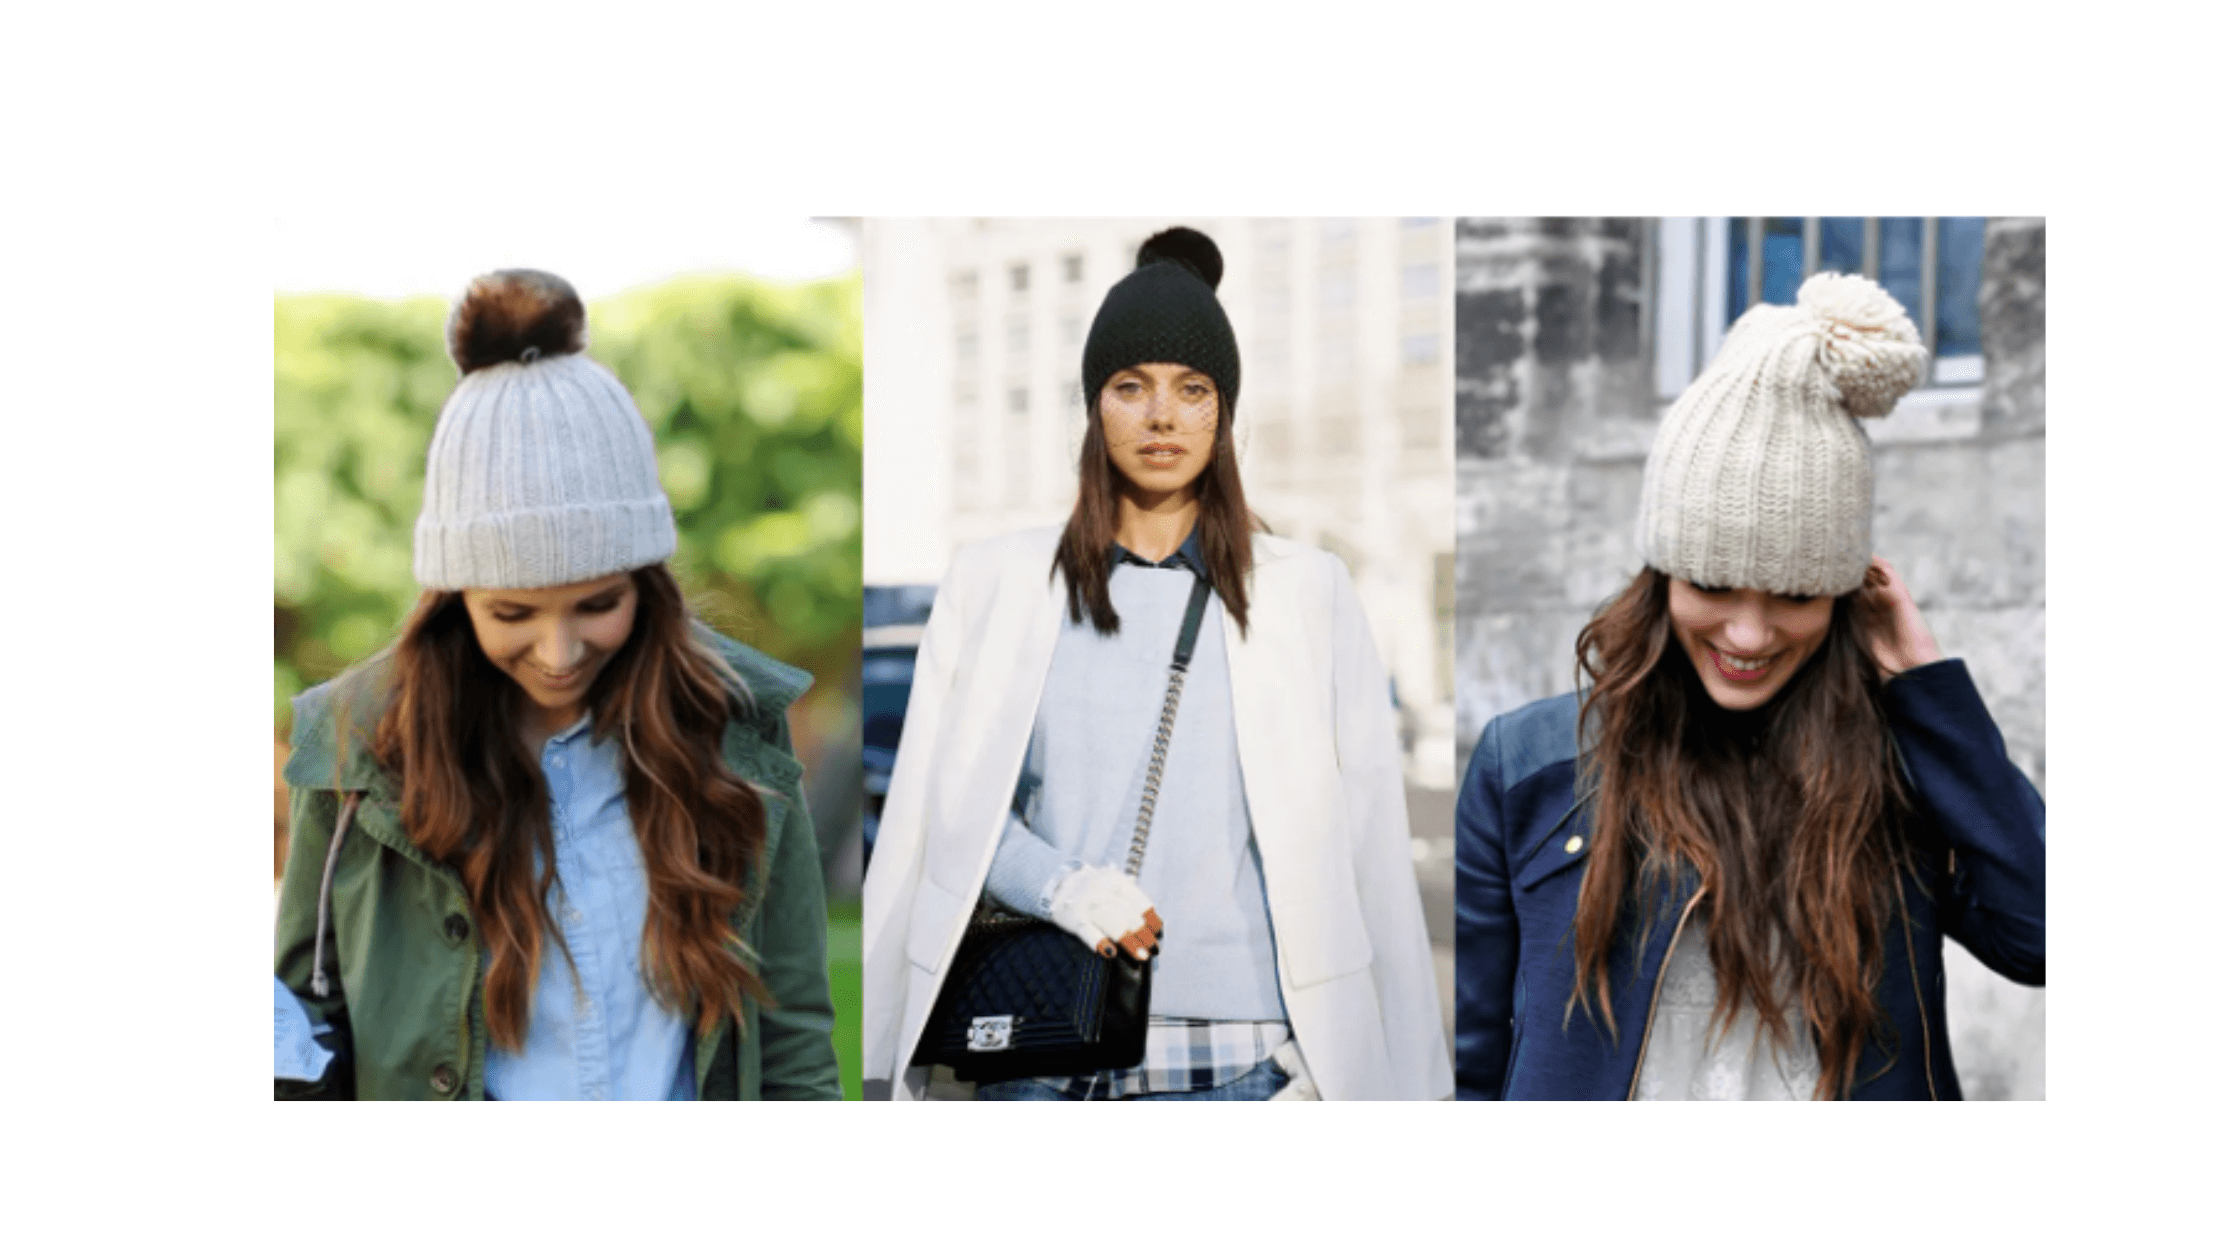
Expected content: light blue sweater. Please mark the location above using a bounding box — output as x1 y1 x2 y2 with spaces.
980 533 1286 1022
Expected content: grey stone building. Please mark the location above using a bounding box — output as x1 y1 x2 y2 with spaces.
1454 216 2046 1099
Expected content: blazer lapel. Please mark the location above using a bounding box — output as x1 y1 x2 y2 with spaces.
1222 547 1323 923
923 559 1068 898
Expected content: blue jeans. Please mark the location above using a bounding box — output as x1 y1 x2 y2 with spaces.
976 1056 1289 1102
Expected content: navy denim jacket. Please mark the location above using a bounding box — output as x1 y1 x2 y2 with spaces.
1455 659 2045 1100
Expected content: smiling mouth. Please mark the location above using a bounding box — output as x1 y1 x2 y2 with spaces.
1710 648 1774 681
531 664 586 688
1138 444 1185 460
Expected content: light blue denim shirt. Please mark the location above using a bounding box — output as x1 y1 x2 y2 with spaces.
273 975 334 1082
483 713 695 1101
982 531 1286 1022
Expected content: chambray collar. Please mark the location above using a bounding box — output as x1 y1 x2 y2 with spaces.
1109 525 1206 578
545 711 594 747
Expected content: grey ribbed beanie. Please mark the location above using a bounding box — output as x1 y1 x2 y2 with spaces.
412 270 676 590
1635 272 1927 597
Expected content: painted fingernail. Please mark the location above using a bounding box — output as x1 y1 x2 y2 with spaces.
1135 948 1150 960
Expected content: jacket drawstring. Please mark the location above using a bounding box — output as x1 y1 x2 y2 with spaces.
310 792 362 999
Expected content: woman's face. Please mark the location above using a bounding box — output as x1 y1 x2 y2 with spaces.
462 572 639 735
1666 577 1834 711
1099 362 1218 496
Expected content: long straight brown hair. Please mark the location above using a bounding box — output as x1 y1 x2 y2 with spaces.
1570 567 1916 1099
1054 394 1256 634
367 563 773 1052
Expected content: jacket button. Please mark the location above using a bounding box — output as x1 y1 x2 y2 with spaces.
1565 835 1584 854
431 1063 460 1096
444 913 470 944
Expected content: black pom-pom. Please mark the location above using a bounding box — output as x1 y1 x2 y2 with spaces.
445 269 587 374
1135 226 1223 291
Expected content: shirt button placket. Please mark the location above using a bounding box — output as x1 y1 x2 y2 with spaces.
550 738 612 1103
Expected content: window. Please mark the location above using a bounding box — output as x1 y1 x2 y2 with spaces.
1258 228 1294 374
955 328 978 362
1320 326 1356 381
1257 410 1294 469
1321 271 1356 312
1006 316 1029 356
1401 263 1439 304
1260 335 1292 378
1009 263 1030 293
1258 310 1292 375
1654 216 1987 397
1319 410 1360 457
1402 331 1439 365
950 271 978 304
1062 253 1083 284
952 389 979 490
1061 378 1083 411
1008 386 1029 415
1257 220 1294 284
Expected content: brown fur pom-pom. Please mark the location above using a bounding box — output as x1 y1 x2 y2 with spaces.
445 270 587 374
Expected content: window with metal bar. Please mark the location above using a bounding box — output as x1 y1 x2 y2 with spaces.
1652 216 1987 398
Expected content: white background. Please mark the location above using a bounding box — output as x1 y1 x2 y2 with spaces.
1 1 2221 1254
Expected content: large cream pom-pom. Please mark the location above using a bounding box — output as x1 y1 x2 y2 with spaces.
1799 271 1927 418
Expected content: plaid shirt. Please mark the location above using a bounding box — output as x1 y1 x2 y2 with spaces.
1025 1017 1291 1100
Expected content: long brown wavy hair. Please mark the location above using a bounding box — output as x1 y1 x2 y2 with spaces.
1054 393 1257 635
1570 567 1916 1099
364 563 772 1051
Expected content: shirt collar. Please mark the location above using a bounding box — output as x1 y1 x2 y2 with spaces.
1109 525 1207 579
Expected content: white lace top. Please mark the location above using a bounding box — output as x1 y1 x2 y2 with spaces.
1634 919 1820 1101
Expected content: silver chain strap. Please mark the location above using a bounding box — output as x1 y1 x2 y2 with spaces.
1124 660 1190 879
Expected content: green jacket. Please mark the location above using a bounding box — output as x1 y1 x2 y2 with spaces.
274 630 840 1100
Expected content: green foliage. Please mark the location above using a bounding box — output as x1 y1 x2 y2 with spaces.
827 899 863 1100
273 274 864 750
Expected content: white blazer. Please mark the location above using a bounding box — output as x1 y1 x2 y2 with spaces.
862 525 1453 1100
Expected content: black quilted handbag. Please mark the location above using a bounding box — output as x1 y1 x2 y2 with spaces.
911 575 1212 1083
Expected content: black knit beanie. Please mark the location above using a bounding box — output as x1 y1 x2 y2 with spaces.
1080 226 1240 410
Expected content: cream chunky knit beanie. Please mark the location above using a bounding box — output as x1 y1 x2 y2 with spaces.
1635 272 1927 597
412 270 677 591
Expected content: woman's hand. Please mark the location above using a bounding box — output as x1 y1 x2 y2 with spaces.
1858 556 1944 678
1049 866 1164 962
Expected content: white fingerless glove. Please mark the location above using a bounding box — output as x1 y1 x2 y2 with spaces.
1049 865 1155 957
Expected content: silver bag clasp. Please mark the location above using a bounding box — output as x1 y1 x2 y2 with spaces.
967 1016 1015 1051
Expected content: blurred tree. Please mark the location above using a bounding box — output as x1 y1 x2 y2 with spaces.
273 274 863 790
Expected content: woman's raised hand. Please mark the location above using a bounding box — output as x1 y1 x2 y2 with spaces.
1049 865 1164 962
1859 556 1944 678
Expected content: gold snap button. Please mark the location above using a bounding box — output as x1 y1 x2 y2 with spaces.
1565 835 1584 854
